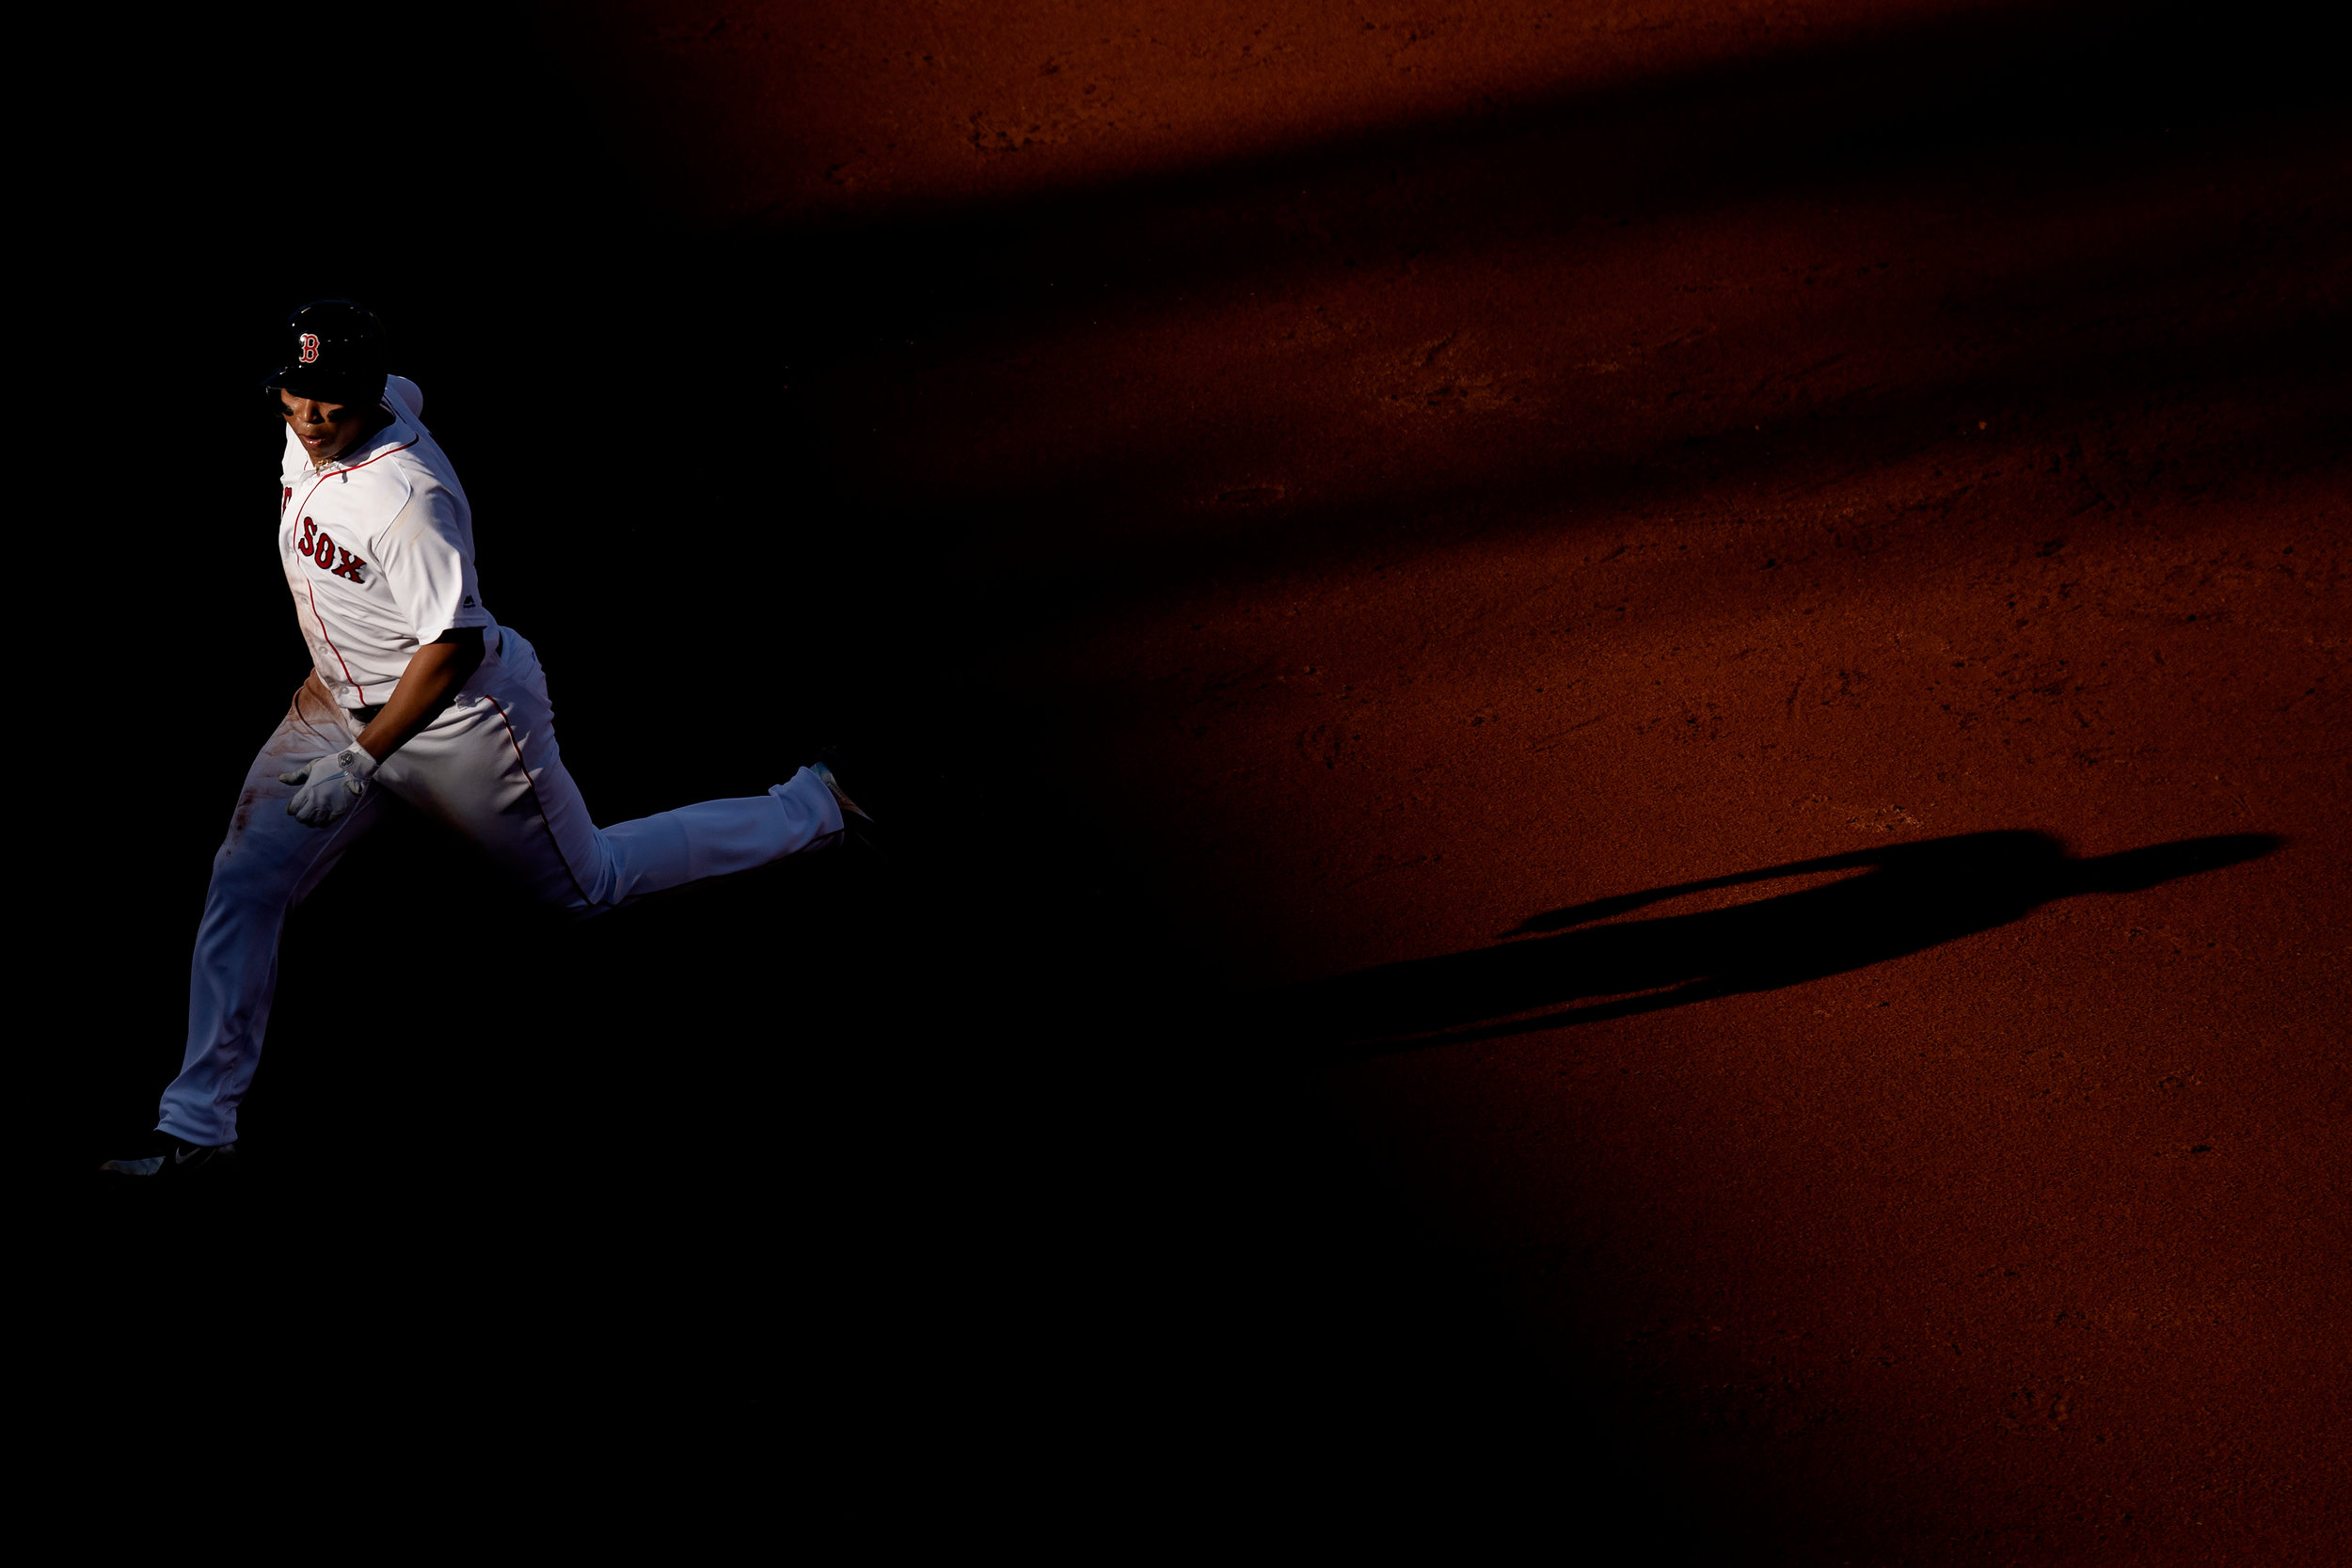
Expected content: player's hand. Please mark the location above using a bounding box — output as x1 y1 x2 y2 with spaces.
279 741 379 828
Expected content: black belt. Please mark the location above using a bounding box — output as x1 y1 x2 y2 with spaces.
348 697 463 724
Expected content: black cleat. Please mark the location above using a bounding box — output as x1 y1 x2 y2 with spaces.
810 757 882 856
100 1134 238 1179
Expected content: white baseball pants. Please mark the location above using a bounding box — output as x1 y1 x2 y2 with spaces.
157 626 843 1146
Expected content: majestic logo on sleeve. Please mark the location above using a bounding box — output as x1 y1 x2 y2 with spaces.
295 516 369 582
298 333 322 364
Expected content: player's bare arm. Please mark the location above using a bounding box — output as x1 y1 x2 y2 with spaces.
280 629 489 826
358 629 485 758
295 632 483 762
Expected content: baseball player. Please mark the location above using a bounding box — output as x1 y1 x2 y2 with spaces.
102 300 874 1179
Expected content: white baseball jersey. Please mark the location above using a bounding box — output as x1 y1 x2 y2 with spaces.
278 375 495 709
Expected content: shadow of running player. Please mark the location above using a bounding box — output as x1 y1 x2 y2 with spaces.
1272 832 2280 1062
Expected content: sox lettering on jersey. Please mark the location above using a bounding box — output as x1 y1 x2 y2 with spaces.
295 515 369 582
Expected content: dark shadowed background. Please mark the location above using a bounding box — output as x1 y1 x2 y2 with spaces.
36 1 2346 1556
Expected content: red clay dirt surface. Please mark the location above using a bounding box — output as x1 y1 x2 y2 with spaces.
548 2 2347 1554
47 1 2339 1555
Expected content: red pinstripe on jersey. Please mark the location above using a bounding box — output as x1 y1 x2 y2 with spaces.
304 579 365 705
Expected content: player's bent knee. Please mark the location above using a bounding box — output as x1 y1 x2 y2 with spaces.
202 856 299 912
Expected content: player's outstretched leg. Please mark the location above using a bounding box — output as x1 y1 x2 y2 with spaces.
104 685 384 1175
368 626 864 917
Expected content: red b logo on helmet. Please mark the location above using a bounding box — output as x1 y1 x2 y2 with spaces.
298 333 321 364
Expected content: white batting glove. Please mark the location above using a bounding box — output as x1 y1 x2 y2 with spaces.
279 741 379 828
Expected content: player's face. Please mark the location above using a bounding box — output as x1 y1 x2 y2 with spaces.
279 391 368 463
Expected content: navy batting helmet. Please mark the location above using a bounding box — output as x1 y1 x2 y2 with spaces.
263 300 388 410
